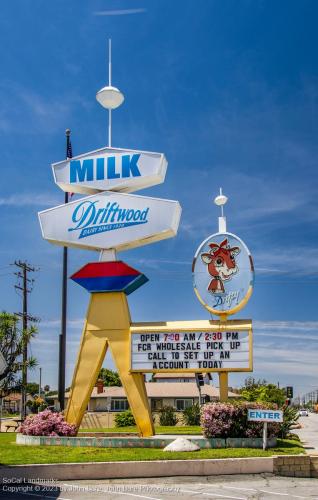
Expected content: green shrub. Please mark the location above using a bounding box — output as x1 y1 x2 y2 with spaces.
159 406 178 426
183 403 201 426
279 406 299 438
201 402 281 439
114 409 136 427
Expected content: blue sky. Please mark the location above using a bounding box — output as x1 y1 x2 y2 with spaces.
0 0 317 398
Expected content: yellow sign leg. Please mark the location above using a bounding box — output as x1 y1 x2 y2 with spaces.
218 372 229 402
65 292 154 437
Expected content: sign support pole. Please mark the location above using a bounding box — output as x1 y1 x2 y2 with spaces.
218 372 229 402
218 312 229 402
263 421 268 450
65 292 154 437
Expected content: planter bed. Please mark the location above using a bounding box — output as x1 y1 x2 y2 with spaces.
16 433 277 449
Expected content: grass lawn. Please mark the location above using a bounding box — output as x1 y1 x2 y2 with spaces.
79 426 202 434
0 433 304 465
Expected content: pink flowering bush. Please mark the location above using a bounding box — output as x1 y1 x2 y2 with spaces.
18 409 77 437
201 402 281 439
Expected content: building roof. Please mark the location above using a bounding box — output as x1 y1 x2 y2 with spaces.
4 392 33 402
153 373 196 379
75 383 239 399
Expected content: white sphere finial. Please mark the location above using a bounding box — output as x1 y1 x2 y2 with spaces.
214 187 228 207
96 86 124 109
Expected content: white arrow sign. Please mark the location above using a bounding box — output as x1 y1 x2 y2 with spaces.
39 191 181 252
52 146 167 195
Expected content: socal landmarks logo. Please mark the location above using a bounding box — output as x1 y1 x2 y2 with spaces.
201 238 240 294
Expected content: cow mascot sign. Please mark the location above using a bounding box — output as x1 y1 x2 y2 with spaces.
193 232 254 316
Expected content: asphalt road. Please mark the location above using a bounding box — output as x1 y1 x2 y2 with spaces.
1 474 318 500
294 412 318 452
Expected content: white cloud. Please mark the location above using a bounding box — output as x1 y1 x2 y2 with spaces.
93 8 146 16
0 193 61 207
40 318 83 329
254 320 318 332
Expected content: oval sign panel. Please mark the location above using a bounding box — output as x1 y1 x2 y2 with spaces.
192 232 254 316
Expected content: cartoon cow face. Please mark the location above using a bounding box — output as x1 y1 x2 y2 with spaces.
201 238 240 293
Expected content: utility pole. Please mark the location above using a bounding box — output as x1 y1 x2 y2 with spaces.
14 261 37 419
39 367 42 399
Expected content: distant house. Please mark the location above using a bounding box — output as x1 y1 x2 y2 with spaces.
152 372 211 384
57 378 239 413
2 392 34 414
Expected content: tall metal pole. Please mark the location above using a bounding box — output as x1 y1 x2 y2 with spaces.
108 39 112 148
39 367 42 399
22 265 27 418
58 129 71 411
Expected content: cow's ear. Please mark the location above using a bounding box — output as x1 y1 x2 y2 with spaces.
201 253 212 264
231 246 240 256
209 243 219 253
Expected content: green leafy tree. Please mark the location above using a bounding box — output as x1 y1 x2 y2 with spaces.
0 312 37 396
98 368 122 387
26 382 39 396
239 377 286 407
26 397 48 414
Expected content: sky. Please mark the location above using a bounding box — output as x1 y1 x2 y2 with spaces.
0 0 317 399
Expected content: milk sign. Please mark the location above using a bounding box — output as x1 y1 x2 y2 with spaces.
192 232 254 316
52 146 167 195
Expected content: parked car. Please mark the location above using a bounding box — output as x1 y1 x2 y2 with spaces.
298 409 309 417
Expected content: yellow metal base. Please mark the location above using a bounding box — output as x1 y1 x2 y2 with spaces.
218 372 229 402
65 292 154 437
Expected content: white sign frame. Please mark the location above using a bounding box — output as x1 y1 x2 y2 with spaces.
247 409 283 423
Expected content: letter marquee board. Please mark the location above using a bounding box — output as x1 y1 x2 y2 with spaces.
130 319 252 373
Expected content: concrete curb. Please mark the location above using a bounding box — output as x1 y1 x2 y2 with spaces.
0 457 273 481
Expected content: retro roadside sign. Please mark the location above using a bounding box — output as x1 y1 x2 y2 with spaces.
192 232 254 316
52 146 167 195
38 190 181 252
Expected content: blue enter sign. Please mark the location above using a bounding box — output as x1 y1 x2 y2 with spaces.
247 409 283 423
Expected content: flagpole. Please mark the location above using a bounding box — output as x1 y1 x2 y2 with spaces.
58 129 72 411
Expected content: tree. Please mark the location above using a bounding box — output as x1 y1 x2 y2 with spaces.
0 312 37 396
98 368 122 387
239 377 286 407
26 397 48 414
26 383 39 396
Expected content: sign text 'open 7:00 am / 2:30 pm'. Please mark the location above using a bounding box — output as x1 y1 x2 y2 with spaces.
130 321 252 373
